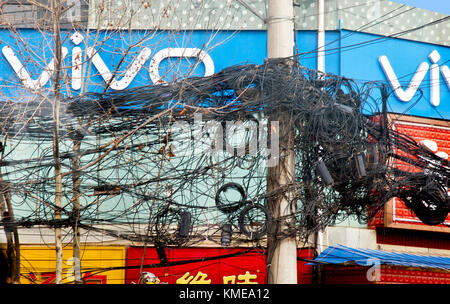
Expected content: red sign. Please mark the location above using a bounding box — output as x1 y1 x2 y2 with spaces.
392 121 450 225
125 247 313 284
322 265 450 284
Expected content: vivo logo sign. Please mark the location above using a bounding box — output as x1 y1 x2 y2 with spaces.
1 32 215 91
379 50 450 107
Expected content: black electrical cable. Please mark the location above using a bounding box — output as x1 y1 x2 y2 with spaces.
0 58 448 250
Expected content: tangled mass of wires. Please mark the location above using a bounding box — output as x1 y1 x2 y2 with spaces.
0 58 448 247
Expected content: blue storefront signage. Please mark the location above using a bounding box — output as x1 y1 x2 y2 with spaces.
0 29 448 119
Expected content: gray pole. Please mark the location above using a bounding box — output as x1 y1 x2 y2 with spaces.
266 0 297 284
317 0 325 73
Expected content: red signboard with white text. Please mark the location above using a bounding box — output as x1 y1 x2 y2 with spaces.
125 247 313 284
392 121 450 226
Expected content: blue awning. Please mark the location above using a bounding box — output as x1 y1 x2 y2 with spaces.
313 244 450 270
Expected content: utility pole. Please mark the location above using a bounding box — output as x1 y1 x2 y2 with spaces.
266 0 297 284
317 0 325 73
314 0 325 284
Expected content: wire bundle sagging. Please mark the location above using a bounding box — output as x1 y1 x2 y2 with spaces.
0 58 448 248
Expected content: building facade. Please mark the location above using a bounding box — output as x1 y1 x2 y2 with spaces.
0 0 449 284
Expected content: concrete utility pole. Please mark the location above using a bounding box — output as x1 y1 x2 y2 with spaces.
317 0 325 73
266 0 297 284
316 0 325 258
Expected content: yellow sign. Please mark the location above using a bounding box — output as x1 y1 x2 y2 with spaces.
19 246 126 284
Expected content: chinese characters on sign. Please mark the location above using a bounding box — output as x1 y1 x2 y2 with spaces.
125 247 314 284
176 271 258 284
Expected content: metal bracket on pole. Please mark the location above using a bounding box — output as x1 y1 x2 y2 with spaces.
266 15 296 24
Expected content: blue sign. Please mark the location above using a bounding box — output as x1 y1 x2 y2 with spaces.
0 29 448 119
333 30 450 120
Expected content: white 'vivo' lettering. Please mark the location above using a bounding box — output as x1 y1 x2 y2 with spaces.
378 55 429 102
379 50 450 107
2 46 69 90
149 48 214 84
2 32 215 91
441 65 450 90
86 46 152 91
